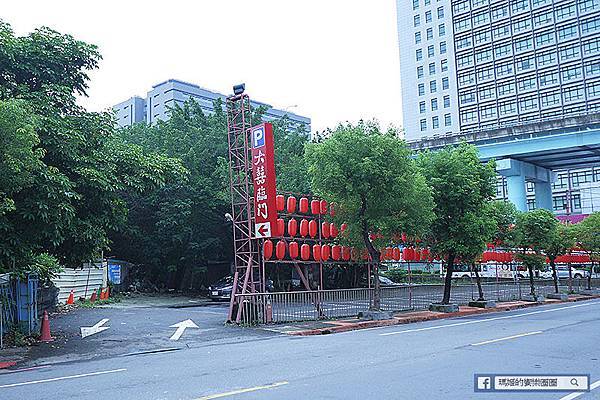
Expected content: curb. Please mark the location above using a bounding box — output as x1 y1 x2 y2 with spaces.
286 294 600 336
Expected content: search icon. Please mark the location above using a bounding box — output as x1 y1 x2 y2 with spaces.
571 378 579 387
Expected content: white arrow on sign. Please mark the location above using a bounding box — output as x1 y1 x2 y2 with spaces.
81 319 110 338
169 319 199 341
255 222 272 238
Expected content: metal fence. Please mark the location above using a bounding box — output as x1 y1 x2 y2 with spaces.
0 273 39 346
235 278 600 325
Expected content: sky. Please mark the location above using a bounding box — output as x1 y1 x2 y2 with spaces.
3 0 403 134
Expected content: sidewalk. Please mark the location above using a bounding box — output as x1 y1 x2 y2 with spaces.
260 293 600 336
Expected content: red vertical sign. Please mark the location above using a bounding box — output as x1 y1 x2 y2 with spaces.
251 123 277 238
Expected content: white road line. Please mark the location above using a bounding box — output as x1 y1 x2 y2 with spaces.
380 301 598 336
470 331 542 346
559 379 600 400
194 381 289 400
0 368 127 389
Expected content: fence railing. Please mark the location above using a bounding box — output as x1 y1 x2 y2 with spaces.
235 278 600 325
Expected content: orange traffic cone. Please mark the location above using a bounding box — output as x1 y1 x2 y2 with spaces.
100 288 106 300
90 290 97 302
39 310 53 342
66 289 75 305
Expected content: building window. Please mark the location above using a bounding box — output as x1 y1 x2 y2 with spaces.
415 32 422 44
515 37 533 52
431 98 438 110
439 24 446 36
430 80 437 93
414 15 421 27
440 41 447 54
559 45 580 62
437 6 444 19
416 49 423 61
581 17 600 35
572 194 582 210
556 3 577 21
588 81 600 98
420 119 427 131
553 195 568 211
537 51 557 67
418 83 425 96
442 77 449 90
425 10 432 23
427 28 433 40
540 92 561 107
419 101 426 113
558 24 579 41
441 59 448 72
428 45 435 57
444 113 452 126
429 63 436 75
413 0 419 10
417 66 424 78
561 65 583 83
432 116 440 128
527 198 536 211
443 95 450 108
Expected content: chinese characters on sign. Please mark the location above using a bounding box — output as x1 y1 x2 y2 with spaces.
251 123 277 238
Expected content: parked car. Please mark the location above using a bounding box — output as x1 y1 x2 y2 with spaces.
207 276 274 301
547 266 587 279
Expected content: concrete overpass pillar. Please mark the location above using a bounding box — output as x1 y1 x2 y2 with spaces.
496 158 554 213
535 181 553 210
505 174 527 212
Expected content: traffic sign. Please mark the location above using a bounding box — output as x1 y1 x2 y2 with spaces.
251 123 277 238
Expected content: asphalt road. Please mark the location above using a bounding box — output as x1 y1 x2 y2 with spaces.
1 299 599 400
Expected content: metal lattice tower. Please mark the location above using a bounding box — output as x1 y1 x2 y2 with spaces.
226 93 262 323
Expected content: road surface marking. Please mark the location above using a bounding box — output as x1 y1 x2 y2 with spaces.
559 379 600 400
380 301 598 336
80 318 110 338
170 319 199 340
0 368 127 388
470 331 542 346
194 381 289 400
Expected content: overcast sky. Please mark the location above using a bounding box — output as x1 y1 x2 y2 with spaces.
4 0 403 133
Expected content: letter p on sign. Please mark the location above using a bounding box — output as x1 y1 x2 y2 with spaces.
253 127 265 148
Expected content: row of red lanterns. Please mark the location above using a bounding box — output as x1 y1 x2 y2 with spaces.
276 195 335 216
554 254 591 263
481 251 514 263
380 247 431 262
264 240 353 262
276 218 347 238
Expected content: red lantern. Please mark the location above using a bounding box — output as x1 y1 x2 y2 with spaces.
276 241 286 260
421 248 430 260
263 240 273 260
299 219 309 237
321 222 331 239
401 232 407 242
310 200 320 214
414 249 421 261
321 245 331 261
299 197 309 213
287 218 298 237
386 247 394 260
301 244 310 261
402 247 409 261
312 244 322 261
276 195 285 212
320 200 328 214
276 218 285 237
330 224 339 238
392 247 400 261
342 246 351 261
406 247 415 261
286 196 297 213
308 220 318 238
340 223 348 234
332 245 341 261
289 242 299 259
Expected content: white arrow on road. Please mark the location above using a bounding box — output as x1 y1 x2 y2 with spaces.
81 319 110 338
169 319 199 341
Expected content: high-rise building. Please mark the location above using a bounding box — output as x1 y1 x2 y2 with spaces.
397 0 460 141
113 79 311 132
397 0 600 140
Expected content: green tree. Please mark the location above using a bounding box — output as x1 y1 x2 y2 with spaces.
511 209 557 300
573 212 600 290
418 143 497 305
542 222 575 293
305 121 433 310
0 21 183 278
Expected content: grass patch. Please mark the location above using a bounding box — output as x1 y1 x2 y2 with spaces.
76 295 122 308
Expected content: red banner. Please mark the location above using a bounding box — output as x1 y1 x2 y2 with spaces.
251 123 277 238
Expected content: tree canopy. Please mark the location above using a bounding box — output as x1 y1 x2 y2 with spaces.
305 121 433 309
